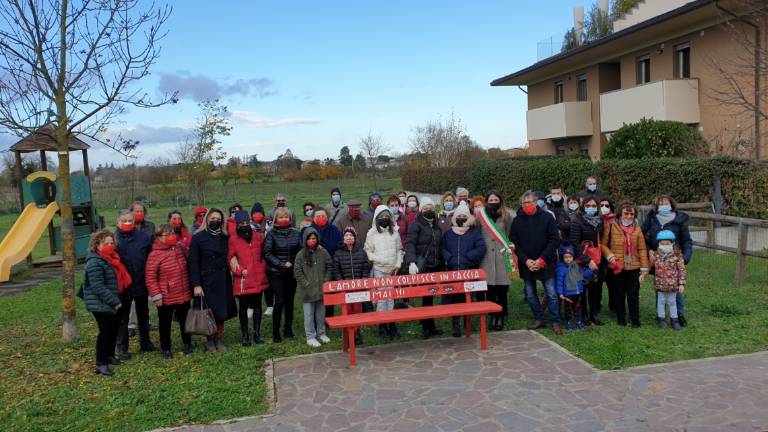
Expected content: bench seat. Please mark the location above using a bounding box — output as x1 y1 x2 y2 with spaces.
326 301 501 328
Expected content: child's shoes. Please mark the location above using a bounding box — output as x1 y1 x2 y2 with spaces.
670 319 682 331
307 338 321 348
576 320 587 332
657 317 668 329
319 335 331 344
565 321 573 332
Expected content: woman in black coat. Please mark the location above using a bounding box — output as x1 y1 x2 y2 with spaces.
569 197 604 326
263 207 302 343
189 208 236 352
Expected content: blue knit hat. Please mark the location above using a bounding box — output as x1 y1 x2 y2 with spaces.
656 230 676 242
234 210 250 225
559 243 575 258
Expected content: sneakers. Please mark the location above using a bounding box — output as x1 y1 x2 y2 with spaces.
657 317 669 329
565 321 574 332
671 318 682 331
307 338 321 348
264 307 273 316
576 321 587 332
318 334 331 344
678 315 687 327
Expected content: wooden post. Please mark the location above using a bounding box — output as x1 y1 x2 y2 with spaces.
706 219 715 247
735 220 748 283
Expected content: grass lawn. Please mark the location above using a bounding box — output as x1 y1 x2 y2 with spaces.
0 249 766 431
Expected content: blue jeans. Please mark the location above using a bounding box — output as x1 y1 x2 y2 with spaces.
676 292 685 316
657 292 678 319
524 278 559 324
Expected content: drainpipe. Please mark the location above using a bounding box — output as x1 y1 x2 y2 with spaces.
517 85 528 94
715 0 762 160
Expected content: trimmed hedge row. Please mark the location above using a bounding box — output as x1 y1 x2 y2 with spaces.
401 157 768 219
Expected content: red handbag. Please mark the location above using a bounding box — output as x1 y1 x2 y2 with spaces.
581 233 602 265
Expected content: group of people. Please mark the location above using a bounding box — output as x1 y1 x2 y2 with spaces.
81 178 693 377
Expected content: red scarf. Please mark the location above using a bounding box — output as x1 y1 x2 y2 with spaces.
98 250 132 294
621 224 636 259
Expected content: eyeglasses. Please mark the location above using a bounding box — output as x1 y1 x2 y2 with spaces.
277 200 286 203
622 211 635 216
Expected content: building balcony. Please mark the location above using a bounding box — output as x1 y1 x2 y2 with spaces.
599 79 700 133
526 101 593 141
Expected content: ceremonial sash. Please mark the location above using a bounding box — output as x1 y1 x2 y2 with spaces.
475 208 518 278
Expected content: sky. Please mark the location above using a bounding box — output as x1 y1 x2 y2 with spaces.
0 0 588 169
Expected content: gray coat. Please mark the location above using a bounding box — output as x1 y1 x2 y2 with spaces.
479 211 514 286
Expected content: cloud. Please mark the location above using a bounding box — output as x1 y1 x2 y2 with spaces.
230 111 321 129
104 124 192 145
158 71 277 102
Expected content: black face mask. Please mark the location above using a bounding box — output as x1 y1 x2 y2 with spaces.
377 219 390 228
207 220 222 231
237 225 252 240
422 210 435 220
456 218 467 227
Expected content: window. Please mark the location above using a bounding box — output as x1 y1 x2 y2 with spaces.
580 143 590 156
636 54 651 84
577 74 588 101
554 80 564 104
675 43 691 78
556 145 566 155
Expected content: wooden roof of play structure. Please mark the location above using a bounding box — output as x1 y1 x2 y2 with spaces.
9 124 90 153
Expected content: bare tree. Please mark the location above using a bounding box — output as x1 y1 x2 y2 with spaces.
409 111 485 168
359 131 390 171
0 0 174 341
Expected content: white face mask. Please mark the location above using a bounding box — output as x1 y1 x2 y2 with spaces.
658 244 674 254
407 201 418 209
600 206 610 215
550 194 562 202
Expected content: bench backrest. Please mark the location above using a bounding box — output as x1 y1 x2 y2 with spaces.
322 269 488 307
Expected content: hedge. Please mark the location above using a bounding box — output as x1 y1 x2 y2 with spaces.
402 157 768 219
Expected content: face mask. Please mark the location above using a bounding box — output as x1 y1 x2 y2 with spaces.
304 209 314 217
522 203 537 216
306 238 318 248
99 244 116 255
407 201 418 209
455 217 467 227
443 202 454 211
119 222 135 233
348 208 361 218
536 199 545 208
133 212 145 223
371 199 381 208
587 184 597 192
657 204 672 215
389 206 399 215
399 196 406 205
252 213 264 223
568 203 579 211
277 202 286 207
600 206 611 215
275 219 291 228
621 219 634 227
170 219 182 227
237 225 251 235
422 210 435 220
658 244 674 254
207 220 222 231
343 235 355 246
314 215 328 227
550 194 562 203
163 234 178 245
584 207 598 216
487 203 501 212
195 216 204 226
332 194 341 204
377 218 390 228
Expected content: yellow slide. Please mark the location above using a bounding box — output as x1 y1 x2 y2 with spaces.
0 202 59 282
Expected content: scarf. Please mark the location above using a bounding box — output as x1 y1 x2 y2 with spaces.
475 207 517 276
207 227 222 236
621 224 636 259
583 214 601 228
97 250 132 294
451 225 469 235
565 262 584 292
655 211 676 227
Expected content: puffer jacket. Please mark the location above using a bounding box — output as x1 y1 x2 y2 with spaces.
333 243 372 280
441 227 486 270
437 211 453 233
405 214 443 271
649 249 687 292
293 228 333 303
555 262 595 296
115 229 152 297
392 210 408 247
569 213 603 265
228 229 269 296
263 225 302 275
145 240 191 306
641 211 693 263
83 251 122 314
364 207 404 274
601 221 649 271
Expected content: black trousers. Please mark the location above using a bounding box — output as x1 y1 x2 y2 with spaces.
263 287 274 308
581 280 603 321
116 293 151 351
613 269 640 323
420 296 437 330
486 285 509 317
268 273 297 337
237 293 263 334
93 312 120 365
563 294 583 321
157 303 191 351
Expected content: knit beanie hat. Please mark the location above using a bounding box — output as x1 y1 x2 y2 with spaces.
452 202 475 226
251 202 265 215
419 196 435 211
234 210 250 225
331 187 341 195
343 226 357 239
559 244 575 258
194 207 208 218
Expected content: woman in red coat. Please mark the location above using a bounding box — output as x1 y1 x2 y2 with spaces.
167 210 192 247
146 224 193 358
228 210 269 345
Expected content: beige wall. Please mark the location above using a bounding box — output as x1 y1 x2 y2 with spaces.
613 0 692 33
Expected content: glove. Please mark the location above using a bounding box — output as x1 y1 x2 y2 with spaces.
409 263 419 275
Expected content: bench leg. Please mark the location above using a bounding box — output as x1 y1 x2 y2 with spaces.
480 314 488 351
347 327 356 368
342 327 348 353
465 315 471 338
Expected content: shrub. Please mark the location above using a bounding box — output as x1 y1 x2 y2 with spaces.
401 166 471 195
604 118 705 159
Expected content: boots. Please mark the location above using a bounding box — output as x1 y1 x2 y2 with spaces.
94 364 114 376
354 330 363 346
387 323 400 339
205 336 217 353
252 315 263 344
678 315 687 327
452 317 462 338
215 335 226 352
183 343 194 354
378 324 388 339
253 332 264 344
241 331 251 346
671 318 682 331
657 317 668 329
496 315 505 331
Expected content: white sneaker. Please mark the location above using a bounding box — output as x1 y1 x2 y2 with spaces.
307 338 321 348
319 335 331 344
264 306 273 316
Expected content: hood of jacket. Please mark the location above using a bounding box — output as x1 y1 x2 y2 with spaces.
302 226 319 247
373 204 390 221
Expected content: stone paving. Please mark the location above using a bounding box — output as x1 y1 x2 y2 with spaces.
186 331 768 432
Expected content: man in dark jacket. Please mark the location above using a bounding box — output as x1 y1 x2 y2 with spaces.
509 191 563 335
114 210 154 358
546 185 571 239
363 192 383 220
579 176 604 203
333 200 372 246
131 201 156 239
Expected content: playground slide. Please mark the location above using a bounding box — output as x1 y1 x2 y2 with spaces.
0 202 59 282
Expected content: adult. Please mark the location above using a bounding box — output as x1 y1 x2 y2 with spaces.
386 195 408 247
332 227 371 345
267 193 296 227
580 176 604 203
114 210 154 359
546 185 571 239
404 194 420 225
131 201 156 239
263 207 302 343
478 191 513 329
641 195 693 327
146 224 193 358
566 196 581 221
333 199 372 246
601 201 649 328
397 190 408 212
191 207 207 233
325 187 348 228
437 192 456 233
83 229 126 376
307 208 343 318
471 196 485 212
364 192 383 220
189 208 237 352
167 210 191 247
405 197 444 339
598 197 618 312
249 202 272 316
299 202 315 230
226 203 242 236
510 191 562 335
456 187 470 206
569 197 604 325
228 210 269 346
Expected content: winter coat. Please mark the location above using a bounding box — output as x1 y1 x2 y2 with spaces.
649 250 687 292
263 226 302 275
437 211 453 233
404 208 419 226
547 200 571 239
333 212 373 246
136 220 156 239
405 215 444 271
441 228 486 270
392 210 408 247
175 226 192 247
145 240 191 306
569 213 604 265
325 202 348 227
364 209 404 274
641 211 693 263
555 262 595 296
509 207 561 280
601 222 649 272
189 230 236 322
83 251 122 314
303 223 343 258
333 243 372 280
293 228 333 303
479 213 514 285
227 229 269 296
114 229 152 297
267 205 296 227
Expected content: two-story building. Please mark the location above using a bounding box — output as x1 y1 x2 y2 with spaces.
491 0 767 159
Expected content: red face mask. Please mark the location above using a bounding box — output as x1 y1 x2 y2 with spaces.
348 207 361 218
163 234 178 245
307 238 318 248
119 222 135 233
133 212 145 223
371 199 381 208
195 216 204 226
275 219 291 228
170 219 182 227
314 215 328 227
99 244 116 255
252 213 264 223
522 203 537 216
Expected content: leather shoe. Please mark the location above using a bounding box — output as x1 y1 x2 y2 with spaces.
430 326 443 336
591 317 604 326
552 323 563 335
527 321 545 330
107 357 121 366
95 364 113 376
183 343 194 354
162 350 172 359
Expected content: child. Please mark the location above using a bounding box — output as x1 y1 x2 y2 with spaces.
293 227 333 347
556 244 594 332
333 226 372 345
649 230 687 330
364 205 404 339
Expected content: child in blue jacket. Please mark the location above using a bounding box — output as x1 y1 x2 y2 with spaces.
556 244 594 331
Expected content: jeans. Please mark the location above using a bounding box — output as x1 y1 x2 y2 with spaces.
303 300 326 340
676 291 685 316
92 312 120 365
268 273 297 338
657 292 678 319
524 278 559 324
372 269 395 312
157 303 191 351
116 293 151 352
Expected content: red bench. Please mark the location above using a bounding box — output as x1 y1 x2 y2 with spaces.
323 269 502 367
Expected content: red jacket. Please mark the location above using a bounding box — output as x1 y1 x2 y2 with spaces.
176 226 192 247
145 240 191 306
226 218 237 236
227 230 269 296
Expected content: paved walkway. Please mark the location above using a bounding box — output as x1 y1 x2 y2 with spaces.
184 331 768 432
